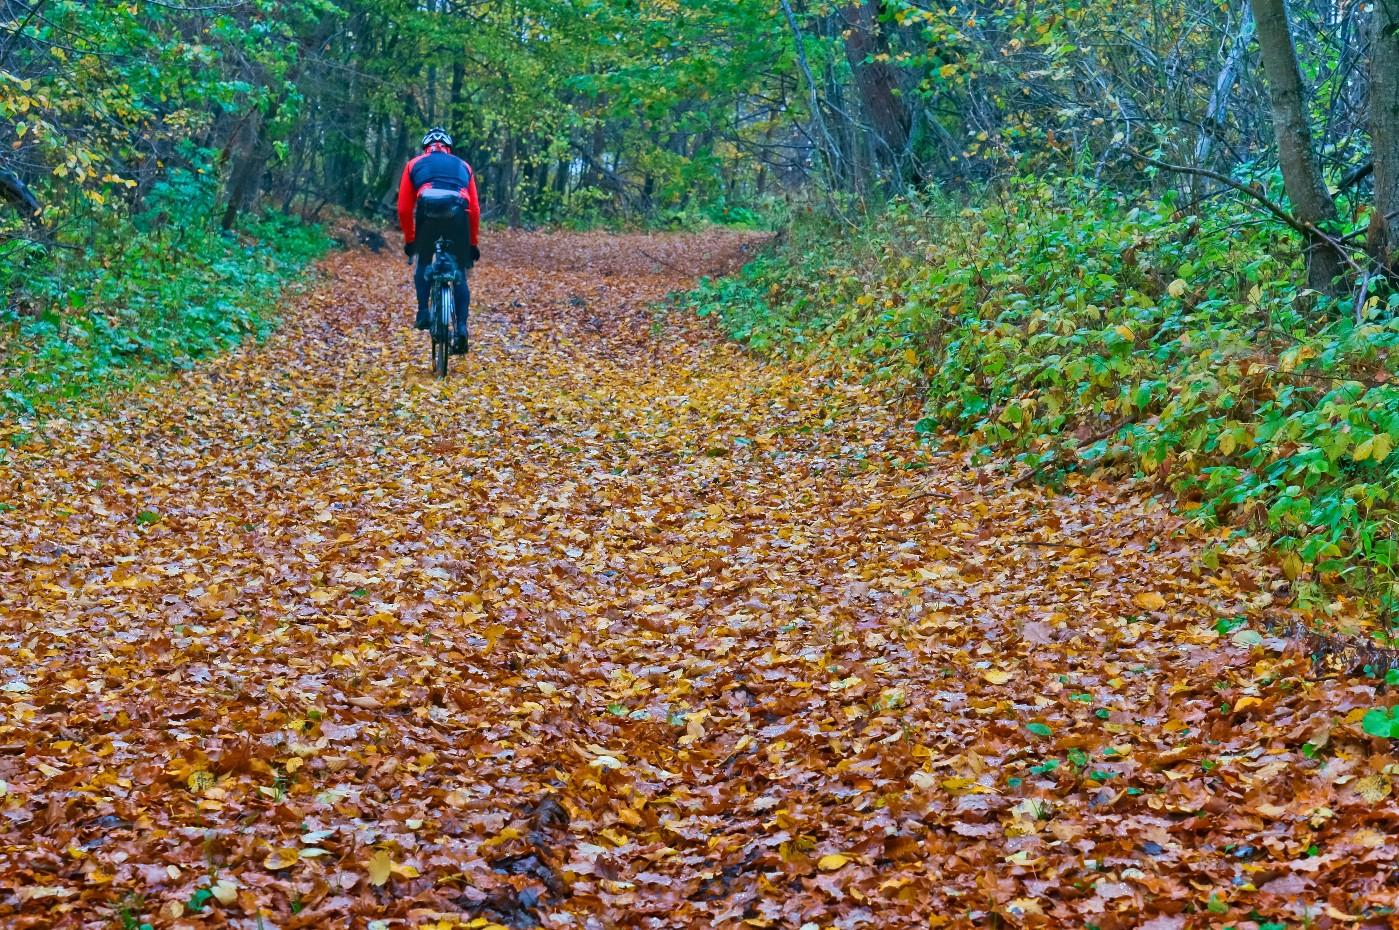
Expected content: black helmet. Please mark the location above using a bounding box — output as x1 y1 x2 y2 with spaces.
421 127 453 149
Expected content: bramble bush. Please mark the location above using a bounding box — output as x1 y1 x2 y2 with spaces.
2 165 330 418
684 176 1399 630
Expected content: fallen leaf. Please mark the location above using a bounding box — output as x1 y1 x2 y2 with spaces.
366 849 393 887
1133 591 1167 611
263 847 300 870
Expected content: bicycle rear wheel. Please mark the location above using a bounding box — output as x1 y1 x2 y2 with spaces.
430 284 450 378
432 335 448 378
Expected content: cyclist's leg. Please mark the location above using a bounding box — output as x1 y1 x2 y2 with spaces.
412 208 445 329
412 250 431 329
448 212 472 341
451 274 469 339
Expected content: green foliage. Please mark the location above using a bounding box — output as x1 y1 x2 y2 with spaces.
685 176 1399 622
2 166 329 418
1362 706 1399 739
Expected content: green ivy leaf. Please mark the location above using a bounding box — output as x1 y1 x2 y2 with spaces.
1363 707 1399 739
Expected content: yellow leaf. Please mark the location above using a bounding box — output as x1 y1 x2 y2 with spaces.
817 853 850 870
902 348 919 366
982 669 1012 685
941 776 989 794
1354 774 1391 803
1133 591 1166 611
1167 278 1187 298
211 880 238 905
366 848 393 886
1233 696 1261 712
1353 436 1374 462
1372 433 1393 463
263 847 299 870
1114 324 1134 341
1281 550 1303 581
1352 827 1385 848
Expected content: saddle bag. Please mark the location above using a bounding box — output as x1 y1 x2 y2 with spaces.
416 187 466 223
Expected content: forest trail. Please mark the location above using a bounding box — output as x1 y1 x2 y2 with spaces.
0 232 1380 929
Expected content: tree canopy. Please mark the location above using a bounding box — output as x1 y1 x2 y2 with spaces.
1 0 1395 250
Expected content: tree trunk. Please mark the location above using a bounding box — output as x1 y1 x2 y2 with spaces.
375 118 410 216
778 0 842 189
449 62 463 129
426 64 438 126
505 132 519 225
1249 0 1346 292
841 1 911 190
221 105 272 230
1194 4 1255 169
534 161 549 203
1370 0 1399 275
0 168 41 225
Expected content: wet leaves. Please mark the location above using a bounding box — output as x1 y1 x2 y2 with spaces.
0 231 1395 927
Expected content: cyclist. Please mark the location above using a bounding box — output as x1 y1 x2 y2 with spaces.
397 127 480 354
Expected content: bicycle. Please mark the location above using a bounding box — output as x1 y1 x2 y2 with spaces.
425 236 467 377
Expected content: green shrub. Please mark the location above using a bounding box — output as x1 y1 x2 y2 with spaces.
2 166 331 418
684 176 1399 629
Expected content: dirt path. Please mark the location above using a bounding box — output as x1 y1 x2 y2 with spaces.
1 232 1388 929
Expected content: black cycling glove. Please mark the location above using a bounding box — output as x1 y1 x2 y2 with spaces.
469 244 481 263
403 240 415 257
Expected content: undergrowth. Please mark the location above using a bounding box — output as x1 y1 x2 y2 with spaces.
683 176 1399 633
1 167 331 419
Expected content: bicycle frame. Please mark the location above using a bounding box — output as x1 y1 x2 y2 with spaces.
429 238 460 335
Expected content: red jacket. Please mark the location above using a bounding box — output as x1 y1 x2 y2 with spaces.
397 143 480 247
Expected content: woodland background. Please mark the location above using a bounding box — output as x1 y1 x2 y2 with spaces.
2 0 1399 628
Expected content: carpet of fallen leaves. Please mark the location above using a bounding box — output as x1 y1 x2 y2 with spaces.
3 230 1399 930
